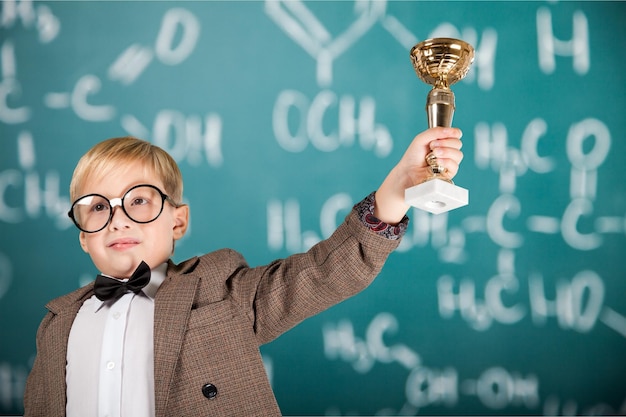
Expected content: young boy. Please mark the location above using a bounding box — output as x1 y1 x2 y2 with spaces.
24 127 463 416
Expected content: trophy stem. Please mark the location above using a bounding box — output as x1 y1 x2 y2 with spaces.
427 88 455 129
423 87 456 184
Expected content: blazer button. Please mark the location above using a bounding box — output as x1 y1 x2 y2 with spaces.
202 383 218 400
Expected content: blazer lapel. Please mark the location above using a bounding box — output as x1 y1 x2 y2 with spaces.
153 257 200 417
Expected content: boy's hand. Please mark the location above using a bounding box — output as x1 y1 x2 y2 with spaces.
374 127 464 224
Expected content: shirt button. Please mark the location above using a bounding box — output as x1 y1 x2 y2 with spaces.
113 312 121 319
202 383 218 399
106 361 115 370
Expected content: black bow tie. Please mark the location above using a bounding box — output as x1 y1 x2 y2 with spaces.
94 261 151 302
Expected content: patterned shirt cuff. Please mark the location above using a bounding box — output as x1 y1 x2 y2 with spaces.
354 192 408 240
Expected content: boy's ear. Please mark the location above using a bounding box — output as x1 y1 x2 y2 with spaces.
79 231 90 253
172 204 189 240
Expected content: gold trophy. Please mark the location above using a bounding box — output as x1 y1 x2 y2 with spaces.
405 38 475 214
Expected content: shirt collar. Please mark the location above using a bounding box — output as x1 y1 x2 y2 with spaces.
143 262 167 299
92 262 167 312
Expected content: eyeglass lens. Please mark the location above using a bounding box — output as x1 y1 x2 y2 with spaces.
71 185 165 232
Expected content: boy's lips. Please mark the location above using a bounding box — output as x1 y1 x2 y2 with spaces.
107 237 140 249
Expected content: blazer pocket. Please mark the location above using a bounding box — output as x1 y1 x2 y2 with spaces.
187 299 237 330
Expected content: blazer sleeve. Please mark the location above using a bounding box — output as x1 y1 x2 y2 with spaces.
23 311 68 417
24 286 93 417
228 208 403 345
23 312 50 416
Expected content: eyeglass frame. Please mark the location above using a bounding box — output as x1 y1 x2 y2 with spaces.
68 183 181 233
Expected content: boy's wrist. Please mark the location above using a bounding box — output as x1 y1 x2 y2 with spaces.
354 192 408 240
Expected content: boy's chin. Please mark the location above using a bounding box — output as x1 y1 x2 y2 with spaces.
95 258 144 279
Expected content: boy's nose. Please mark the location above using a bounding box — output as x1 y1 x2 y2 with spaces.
108 205 133 229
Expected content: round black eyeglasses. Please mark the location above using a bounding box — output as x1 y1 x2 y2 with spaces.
68 184 179 233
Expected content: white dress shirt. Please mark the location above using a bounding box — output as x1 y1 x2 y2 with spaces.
66 263 167 417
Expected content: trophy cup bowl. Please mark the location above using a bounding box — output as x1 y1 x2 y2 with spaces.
405 38 475 214
410 38 475 90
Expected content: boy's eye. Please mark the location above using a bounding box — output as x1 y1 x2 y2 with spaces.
92 202 109 212
130 197 149 206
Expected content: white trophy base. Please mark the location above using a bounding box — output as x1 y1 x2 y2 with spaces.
405 179 468 215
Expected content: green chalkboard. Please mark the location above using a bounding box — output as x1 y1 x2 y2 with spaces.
1 1 625 415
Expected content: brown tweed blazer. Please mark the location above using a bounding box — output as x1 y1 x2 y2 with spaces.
24 209 401 416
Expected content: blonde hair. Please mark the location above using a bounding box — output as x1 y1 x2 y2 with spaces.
69 136 183 203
